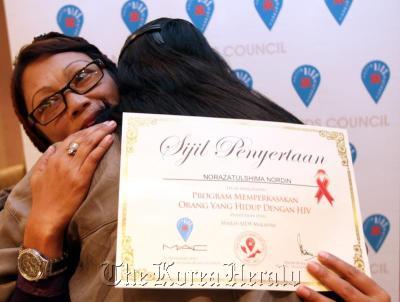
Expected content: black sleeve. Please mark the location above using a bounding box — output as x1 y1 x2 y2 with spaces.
7 289 69 302
7 272 70 302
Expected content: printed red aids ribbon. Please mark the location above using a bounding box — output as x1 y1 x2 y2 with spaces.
315 169 334 205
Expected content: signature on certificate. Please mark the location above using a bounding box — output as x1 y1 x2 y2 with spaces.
297 233 315 260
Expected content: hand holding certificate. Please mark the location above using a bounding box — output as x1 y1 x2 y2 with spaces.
116 113 370 292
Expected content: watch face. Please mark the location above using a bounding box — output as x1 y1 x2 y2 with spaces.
18 249 45 281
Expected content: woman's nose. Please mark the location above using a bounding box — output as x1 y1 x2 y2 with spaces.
64 92 91 118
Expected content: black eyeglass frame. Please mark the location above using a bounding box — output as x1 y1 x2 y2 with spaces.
27 58 105 126
118 24 164 63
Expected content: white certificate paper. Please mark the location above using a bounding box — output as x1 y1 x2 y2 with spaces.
116 113 370 291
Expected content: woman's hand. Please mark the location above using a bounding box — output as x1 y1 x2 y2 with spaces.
296 252 391 302
24 120 117 258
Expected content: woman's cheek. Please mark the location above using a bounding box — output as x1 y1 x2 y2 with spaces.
46 124 72 143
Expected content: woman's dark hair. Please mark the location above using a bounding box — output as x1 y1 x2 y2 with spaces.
115 18 302 126
11 32 118 152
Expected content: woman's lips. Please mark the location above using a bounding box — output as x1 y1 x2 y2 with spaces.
85 119 96 128
81 109 103 129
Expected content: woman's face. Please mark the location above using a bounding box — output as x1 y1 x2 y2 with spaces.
22 52 119 143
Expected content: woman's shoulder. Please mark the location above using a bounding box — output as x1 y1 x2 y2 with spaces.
2 170 33 223
68 139 121 240
92 138 121 183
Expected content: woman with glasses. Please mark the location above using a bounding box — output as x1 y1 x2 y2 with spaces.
1 33 119 301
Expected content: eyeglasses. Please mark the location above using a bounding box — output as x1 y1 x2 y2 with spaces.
28 59 105 126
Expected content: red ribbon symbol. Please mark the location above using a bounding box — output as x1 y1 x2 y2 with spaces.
315 169 334 205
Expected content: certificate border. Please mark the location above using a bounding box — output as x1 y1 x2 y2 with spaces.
318 130 365 273
120 116 158 273
118 115 366 289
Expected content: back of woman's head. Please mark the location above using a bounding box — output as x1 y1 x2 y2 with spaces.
12 32 118 152
116 18 302 124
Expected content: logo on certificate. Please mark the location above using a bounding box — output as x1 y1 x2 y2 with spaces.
234 231 266 264
162 217 207 252
177 217 193 242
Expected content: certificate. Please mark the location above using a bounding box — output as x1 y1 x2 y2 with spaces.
116 113 370 291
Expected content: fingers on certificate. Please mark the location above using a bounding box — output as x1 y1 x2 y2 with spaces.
296 252 390 302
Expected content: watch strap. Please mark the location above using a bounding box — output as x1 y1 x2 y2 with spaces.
47 253 68 277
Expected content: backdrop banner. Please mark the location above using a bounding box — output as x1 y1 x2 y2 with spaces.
4 1 399 300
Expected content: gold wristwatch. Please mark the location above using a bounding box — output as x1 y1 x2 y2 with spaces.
17 247 68 282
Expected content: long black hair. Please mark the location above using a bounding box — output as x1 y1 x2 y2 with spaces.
113 18 302 125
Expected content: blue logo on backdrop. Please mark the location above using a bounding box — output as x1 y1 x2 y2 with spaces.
254 0 283 30
349 143 357 163
186 0 214 33
363 214 390 253
361 60 390 104
325 0 353 25
57 5 84 36
292 65 320 107
177 218 193 242
121 0 148 33
234 69 253 89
